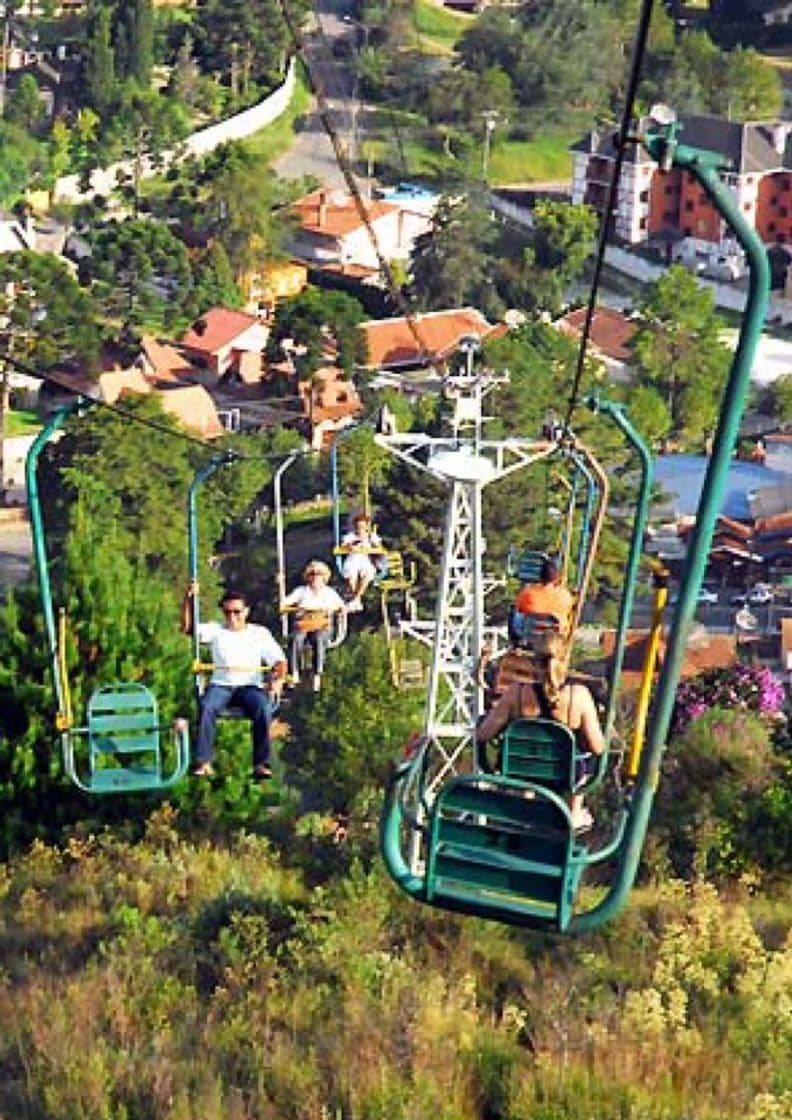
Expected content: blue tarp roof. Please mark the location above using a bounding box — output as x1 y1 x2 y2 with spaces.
653 454 790 521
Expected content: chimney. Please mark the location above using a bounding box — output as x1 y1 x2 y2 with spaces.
318 190 327 227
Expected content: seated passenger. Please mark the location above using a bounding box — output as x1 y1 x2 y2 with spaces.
181 584 287 780
513 557 574 636
281 560 346 692
476 632 604 830
339 512 386 611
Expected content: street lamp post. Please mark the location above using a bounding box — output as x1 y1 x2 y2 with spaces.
481 110 500 182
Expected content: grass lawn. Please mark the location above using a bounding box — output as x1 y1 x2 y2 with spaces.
412 0 472 54
487 135 574 185
6 410 41 436
241 68 312 164
362 129 574 187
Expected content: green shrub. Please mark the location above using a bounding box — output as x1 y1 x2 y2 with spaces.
656 708 782 878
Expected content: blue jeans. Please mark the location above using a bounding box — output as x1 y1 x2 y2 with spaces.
196 685 276 767
289 628 329 676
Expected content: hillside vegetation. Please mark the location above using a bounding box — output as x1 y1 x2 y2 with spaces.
0 805 790 1120
1 358 791 1119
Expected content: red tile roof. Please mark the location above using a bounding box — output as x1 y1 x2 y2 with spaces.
181 308 259 355
298 365 362 420
294 189 398 239
599 628 737 691
360 308 496 368
97 368 152 404
140 335 194 380
557 307 637 362
157 385 224 438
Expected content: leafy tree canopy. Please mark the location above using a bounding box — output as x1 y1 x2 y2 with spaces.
193 0 302 101
0 251 101 372
632 265 732 447
82 218 195 333
267 287 367 376
409 192 501 317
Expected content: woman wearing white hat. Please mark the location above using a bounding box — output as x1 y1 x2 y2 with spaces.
281 560 346 691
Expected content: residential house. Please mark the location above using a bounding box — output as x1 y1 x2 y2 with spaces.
555 307 637 381
157 385 225 439
297 365 363 450
290 189 433 280
92 366 224 438
136 335 196 387
95 368 153 405
179 307 269 380
359 308 499 374
5 57 65 119
571 113 792 267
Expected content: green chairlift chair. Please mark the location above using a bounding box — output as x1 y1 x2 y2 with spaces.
64 683 189 794
27 402 191 795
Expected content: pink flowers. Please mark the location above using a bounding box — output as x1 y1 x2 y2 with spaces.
672 664 787 735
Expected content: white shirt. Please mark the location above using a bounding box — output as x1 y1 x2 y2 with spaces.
341 529 383 551
282 584 345 612
198 621 286 687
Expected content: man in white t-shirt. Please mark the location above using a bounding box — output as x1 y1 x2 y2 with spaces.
281 560 346 691
182 585 287 779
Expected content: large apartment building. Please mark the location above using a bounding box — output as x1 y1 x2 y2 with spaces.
571 114 792 262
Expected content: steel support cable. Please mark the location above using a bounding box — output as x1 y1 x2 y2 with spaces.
562 0 656 429
277 0 433 367
0 351 316 466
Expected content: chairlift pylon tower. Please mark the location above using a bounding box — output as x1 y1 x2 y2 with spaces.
375 340 556 801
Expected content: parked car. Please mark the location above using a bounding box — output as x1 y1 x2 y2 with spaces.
669 586 719 606
730 584 773 606
748 585 773 605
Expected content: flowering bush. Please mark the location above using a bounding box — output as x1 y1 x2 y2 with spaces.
673 664 786 736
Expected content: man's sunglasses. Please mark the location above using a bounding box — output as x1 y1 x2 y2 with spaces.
223 607 245 616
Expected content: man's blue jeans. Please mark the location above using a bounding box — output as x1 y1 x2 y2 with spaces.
196 685 275 767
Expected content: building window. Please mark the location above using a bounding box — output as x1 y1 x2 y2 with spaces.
769 222 777 233
639 190 649 203
663 211 676 223
684 226 692 236
782 207 789 218
685 200 694 212
771 196 780 206
744 202 752 210
639 217 647 229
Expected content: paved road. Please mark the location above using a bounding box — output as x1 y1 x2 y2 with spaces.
275 0 359 185
0 523 32 591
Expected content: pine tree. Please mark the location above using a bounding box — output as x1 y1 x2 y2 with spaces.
118 0 153 86
84 3 117 115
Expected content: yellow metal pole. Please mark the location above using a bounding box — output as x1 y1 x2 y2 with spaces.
55 608 73 731
627 566 669 780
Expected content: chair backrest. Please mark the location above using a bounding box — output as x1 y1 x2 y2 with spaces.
516 550 549 584
427 776 585 931
379 551 415 592
500 716 578 793
88 683 160 770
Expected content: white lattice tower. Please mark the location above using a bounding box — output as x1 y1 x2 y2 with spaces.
375 343 556 800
